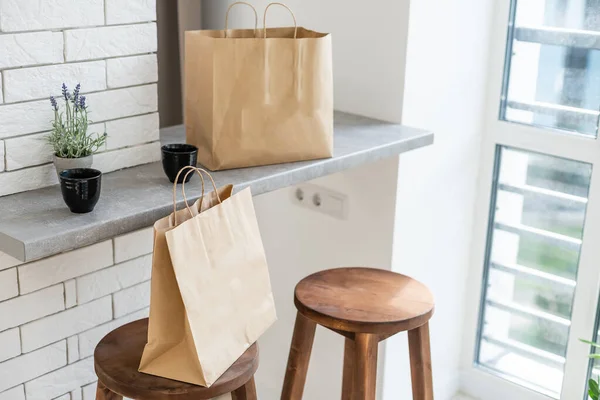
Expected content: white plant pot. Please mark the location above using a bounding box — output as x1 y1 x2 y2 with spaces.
53 154 94 177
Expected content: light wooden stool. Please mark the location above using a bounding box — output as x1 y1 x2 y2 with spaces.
281 267 435 400
94 318 258 400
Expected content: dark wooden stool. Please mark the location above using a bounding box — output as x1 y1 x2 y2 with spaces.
281 267 435 400
94 318 258 400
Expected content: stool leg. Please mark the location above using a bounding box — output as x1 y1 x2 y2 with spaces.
232 376 258 400
354 333 377 400
281 312 317 400
95 380 122 400
408 322 434 400
341 338 355 400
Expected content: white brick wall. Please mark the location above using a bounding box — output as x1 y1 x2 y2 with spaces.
0 164 58 197
0 0 159 197
0 0 104 32
0 329 20 362
107 55 158 88
0 251 22 272
113 281 151 318
113 227 154 262
65 280 77 309
67 336 79 364
81 383 95 400
0 100 54 139
93 141 161 174
3 61 107 103
77 254 152 304
0 230 154 398
105 114 159 151
4 133 53 171
78 308 149 359
0 268 18 302
71 389 83 400
21 296 112 352
24 357 96 400
0 386 24 400
0 285 64 332
106 0 157 25
0 32 63 69
18 241 113 294
65 24 157 62
0 341 67 392
88 84 158 122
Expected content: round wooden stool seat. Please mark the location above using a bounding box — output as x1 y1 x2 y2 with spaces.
295 267 435 335
284 267 435 400
94 318 259 400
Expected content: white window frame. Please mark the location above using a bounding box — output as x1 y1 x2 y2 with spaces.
461 0 600 399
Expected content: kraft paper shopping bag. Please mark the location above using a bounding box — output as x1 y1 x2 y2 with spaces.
185 2 333 170
139 166 277 387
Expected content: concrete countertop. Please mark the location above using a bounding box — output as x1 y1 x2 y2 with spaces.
0 111 433 262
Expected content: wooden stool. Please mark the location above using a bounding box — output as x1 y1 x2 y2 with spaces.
281 267 435 400
94 318 259 400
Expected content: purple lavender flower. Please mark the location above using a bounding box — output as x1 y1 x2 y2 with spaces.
61 83 70 100
72 83 81 104
78 95 86 110
49 96 58 111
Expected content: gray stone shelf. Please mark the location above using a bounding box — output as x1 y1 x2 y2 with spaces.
0 112 433 262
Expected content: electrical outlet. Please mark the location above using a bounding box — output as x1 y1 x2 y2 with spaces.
291 183 348 220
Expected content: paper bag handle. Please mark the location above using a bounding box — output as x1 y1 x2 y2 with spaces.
224 1 258 38
263 2 298 39
171 166 222 226
172 166 205 226
181 167 222 212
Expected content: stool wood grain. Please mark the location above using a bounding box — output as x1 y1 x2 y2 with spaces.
282 267 435 400
94 318 258 400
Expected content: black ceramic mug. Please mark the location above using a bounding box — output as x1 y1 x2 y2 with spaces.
59 168 102 214
161 144 199 183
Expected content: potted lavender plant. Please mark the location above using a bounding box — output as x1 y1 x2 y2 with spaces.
47 83 107 175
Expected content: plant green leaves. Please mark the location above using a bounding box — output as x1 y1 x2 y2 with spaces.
581 339 600 348
589 378 599 400
46 84 106 159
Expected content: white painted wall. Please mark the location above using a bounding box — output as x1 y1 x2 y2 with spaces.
254 157 399 399
384 0 494 398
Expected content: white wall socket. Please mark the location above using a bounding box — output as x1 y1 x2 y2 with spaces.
291 183 348 220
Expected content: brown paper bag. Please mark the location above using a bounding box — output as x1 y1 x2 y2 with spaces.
185 2 333 171
139 166 277 387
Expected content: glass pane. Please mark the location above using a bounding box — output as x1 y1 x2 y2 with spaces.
501 0 600 136
477 147 592 398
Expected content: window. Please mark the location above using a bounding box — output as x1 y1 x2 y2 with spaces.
501 0 600 137
463 1 600 399
476 147 591 397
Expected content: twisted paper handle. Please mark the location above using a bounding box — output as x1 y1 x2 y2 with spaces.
263 2 298 39
224 1 258 38
171 166 222 226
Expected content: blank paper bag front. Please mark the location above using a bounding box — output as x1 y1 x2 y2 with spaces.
139 180 277 387
185 3 334 170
